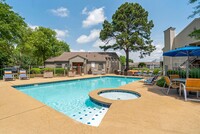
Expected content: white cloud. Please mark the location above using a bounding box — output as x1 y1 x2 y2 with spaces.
76 29 100 44
82 7 106 28
82 7 88 15
51 7 69 17
129 43 163 62
28 24 38 30
71 49 86 52
93 39 116 48
54 29 69 41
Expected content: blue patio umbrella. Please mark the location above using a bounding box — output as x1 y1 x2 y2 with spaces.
163 46 200 77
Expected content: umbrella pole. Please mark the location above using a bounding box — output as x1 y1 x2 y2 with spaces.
186 56 189 78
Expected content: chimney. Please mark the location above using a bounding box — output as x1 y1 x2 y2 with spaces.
164 27 175 51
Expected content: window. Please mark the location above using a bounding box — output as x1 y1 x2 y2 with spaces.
56 64 62 68
98 63 103 70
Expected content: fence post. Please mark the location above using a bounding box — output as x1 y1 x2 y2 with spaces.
54 67 56 77
29 65 31 78
64 66 66 77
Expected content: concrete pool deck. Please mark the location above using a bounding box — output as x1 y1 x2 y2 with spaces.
0 75 199 134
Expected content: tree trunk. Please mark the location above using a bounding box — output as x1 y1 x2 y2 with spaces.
43 53 45 66
125 49 129 71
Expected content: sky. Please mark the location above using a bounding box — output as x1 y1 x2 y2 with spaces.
6 0 196 62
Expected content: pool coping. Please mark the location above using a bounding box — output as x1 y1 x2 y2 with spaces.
89 88 141 108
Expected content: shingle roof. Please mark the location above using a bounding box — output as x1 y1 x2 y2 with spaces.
45 52 119 62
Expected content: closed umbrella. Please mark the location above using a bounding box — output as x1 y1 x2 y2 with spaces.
163 46 200 78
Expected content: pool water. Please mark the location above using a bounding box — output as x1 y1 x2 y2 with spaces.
99 90 140 100
14 76 141 126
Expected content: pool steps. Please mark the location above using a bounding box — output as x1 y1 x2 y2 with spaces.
72 107 108 126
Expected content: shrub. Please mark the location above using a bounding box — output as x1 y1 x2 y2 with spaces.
153 68 160 75
55 68 68 74
189 68 200 78
42 68 54 73
156 76 166 87
0 68 3 76
30 68 41 74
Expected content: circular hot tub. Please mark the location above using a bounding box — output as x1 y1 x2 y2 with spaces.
98 90 140 100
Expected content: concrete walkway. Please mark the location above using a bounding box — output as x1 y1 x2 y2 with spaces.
0 75 199 134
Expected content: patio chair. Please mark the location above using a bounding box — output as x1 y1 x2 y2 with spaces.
180 78 200 101
92 68 98 75
3 71 14 81
144 75 158 85
68 70 76 77
169 74 180 80
163 76 179 95
19 70 29 80
101 69 106 75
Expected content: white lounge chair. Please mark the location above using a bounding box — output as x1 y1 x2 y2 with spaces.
92 69 98 75
3 71 14 81
101 69 106 75
19 70 29 80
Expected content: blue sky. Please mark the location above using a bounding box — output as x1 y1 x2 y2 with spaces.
7 0 195 62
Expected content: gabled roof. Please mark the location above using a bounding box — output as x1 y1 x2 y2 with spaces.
176 18 200 38
45 52 119 62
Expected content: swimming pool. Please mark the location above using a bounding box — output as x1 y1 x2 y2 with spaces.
14 76 141 126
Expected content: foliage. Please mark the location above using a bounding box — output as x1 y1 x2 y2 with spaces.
138 62 146 68
99 2 155 71
129 59 134 63
15 27 70 66
0 1 70 67
55 68 68 74
42 68 54 72
189 28 200 40
0 0 27 65
119 56 126 66
30 68 41 74
188 0 200 40
189 68 200 78
167 69 186 78
156 77 166 87
188 0 200 18
153 68 160 75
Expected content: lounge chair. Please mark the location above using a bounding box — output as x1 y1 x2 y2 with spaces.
144 75 158 85
3 71 14 81
68 70 76 77
163 76 179 95
180 78 200 101
92 69 98 75
101 69 106 75
19 70 29 80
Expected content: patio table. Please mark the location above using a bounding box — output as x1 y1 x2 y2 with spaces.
172 78 186 83
172 78 186 96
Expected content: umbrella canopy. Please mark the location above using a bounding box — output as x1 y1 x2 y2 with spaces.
163 46 200 57
163 46 200 78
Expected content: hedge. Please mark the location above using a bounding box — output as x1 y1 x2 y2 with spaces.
30 68 41 74
167 68 200 78
30 68 68 74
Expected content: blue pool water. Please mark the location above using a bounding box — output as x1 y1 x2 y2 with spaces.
14 76 141 126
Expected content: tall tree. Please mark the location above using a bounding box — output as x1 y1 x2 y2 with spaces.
0 0 27 65
25 27 70 65
100 2 155 71
27 27 56 65
189 0 200 18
